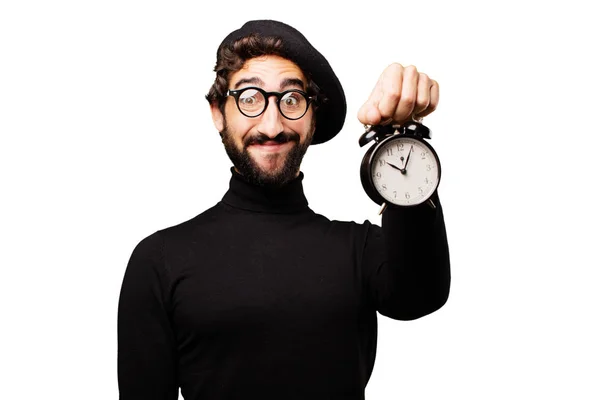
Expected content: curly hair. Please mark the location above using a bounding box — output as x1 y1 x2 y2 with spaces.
205 33 323 116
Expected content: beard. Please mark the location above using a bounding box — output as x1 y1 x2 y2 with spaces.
220 119 314 188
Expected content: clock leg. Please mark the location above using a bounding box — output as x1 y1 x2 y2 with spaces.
378 203 388 215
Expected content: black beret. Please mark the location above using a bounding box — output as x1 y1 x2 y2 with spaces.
217 20 346 145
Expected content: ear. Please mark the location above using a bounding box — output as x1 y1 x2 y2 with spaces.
210 102 225 132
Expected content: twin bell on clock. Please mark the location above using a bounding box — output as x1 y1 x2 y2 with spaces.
359 120 441 210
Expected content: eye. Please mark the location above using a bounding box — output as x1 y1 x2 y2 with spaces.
284 96 298 106
281 92 303 108
238 89 264 110
240 95 258 105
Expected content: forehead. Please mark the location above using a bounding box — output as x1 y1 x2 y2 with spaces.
229 55 307 87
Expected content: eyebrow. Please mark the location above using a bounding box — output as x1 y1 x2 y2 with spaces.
279 78 305 91
233 77 306 91
233 77 264 89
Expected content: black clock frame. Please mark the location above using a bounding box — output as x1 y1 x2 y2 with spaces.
359 132 442 207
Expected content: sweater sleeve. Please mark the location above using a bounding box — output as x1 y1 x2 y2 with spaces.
117 231 179 400
362 191 451 320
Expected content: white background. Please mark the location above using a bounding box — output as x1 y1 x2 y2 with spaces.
1 0 599 399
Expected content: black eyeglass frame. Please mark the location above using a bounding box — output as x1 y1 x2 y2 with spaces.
225 86 317 120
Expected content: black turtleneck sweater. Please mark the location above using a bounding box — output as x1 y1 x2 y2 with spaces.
117 168 450 400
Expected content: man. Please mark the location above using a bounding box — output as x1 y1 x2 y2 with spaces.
118 19 450 400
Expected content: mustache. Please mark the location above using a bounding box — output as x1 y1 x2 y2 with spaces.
244 131 300 147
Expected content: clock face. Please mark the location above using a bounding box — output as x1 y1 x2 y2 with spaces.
370 136 440 206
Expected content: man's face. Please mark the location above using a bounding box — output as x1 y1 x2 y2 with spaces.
210 55 316 187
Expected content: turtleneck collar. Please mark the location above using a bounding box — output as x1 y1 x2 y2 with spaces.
221 167 309 214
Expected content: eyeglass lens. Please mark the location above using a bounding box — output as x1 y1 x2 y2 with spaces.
238 89 307 119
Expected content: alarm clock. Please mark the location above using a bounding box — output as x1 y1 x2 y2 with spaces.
359 121 441 208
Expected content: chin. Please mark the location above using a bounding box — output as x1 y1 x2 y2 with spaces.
253 160 292 181
251 154 287 171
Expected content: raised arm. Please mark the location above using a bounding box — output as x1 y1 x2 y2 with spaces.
363 192 450 320
358 63 450 319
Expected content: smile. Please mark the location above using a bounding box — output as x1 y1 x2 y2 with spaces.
248 141 293 153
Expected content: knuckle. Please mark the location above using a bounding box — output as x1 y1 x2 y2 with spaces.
388 62 404 73
383 89 401 103
419 72 430 82
399 92 416 106
404 65 418 76
415 97 429 109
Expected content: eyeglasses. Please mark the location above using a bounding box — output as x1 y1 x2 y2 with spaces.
225 86 316 120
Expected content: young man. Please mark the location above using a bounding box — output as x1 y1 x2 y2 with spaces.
118 19 450 400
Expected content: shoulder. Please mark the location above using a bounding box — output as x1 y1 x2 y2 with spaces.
157 203 224 238
126 203 224 258
129 230 163 262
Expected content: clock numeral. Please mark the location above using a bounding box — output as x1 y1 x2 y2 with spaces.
378 159 385 167
426 164 432 171
382 184 387 191
405 192 410 199
386 148 393 156
396 143 404 152
376 172 382 178
393 191 397 198
421 151 426 159
418 187 424 195
425 177 429 184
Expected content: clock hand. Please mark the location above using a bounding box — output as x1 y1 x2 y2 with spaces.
404 145 413 168
400 145 414 173
385 161 404 172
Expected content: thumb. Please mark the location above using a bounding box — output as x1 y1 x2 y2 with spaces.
357 100 382 126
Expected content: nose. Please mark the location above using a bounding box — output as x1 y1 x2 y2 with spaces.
256 96 284 139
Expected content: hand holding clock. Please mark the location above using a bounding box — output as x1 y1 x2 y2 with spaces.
357 63 439 126
358 63 442 209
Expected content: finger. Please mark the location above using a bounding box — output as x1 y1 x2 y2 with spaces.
413 72 431 116
392 65 418 123
377 63 404 123
415 79 439 118
357 96 383 126
357 72 385 125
